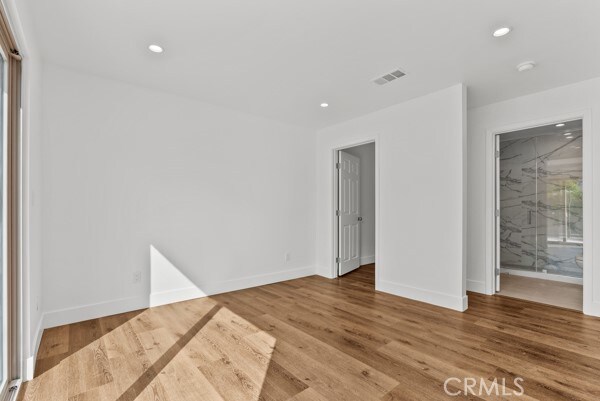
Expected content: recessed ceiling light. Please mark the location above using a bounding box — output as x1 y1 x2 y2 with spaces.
566 136 574 139
563 132 572 136
148 44 163 53
516 61 536 72
556 123 565 127
320 103 329 108
493 27 511 37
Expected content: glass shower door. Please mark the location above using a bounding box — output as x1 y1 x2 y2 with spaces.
499 136 538 272
499 123 583 279
535 133 583 277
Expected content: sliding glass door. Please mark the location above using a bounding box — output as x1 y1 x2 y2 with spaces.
0 48 5 396
0 3 22 397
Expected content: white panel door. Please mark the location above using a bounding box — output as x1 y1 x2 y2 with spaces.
338 151 361 275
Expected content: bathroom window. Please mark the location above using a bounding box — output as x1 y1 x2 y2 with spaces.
547 179 583 244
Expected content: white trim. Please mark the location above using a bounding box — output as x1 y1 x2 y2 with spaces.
149 287 206 308
41 266 316 329
378 280 468 312
359 255 375 265
484 110 596 315
331 137 380 284
42 296 148 330
24 315 43 380
150 266 315 307
500 268 583 285
466 279 486 293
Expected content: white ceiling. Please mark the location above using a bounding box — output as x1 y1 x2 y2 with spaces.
23 0 600 128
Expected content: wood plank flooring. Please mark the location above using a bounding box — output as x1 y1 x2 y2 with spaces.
19 265 600 400
498 273 583 311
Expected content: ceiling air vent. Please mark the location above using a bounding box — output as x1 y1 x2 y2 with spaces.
373 69 406 85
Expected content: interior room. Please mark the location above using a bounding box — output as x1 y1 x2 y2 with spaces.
0 0 599 400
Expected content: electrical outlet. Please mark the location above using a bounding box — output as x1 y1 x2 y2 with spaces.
133 271 142 283
285 252 291 263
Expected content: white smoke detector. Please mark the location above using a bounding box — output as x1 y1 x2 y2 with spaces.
516 61 536 72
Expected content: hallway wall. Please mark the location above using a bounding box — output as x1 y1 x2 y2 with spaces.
317 84 467 311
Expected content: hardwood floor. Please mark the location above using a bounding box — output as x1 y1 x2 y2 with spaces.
497 273 583 311
19 264 600 400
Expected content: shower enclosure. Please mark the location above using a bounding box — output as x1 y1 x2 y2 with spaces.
498 121 583 279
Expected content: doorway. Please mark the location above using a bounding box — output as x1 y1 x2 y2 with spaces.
335 142 376 277
494 119 584 310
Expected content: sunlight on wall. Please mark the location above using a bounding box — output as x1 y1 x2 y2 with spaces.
150 245 207 307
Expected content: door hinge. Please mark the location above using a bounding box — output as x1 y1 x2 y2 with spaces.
495 150 500 158
336 210 340 216
336 162 341 169
495 209 500 217
336 257 341 263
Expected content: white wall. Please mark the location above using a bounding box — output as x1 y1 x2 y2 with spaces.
316 84 467 311
344 143 375 265
5 0 44 379
41 64 317 327
467 77 600 316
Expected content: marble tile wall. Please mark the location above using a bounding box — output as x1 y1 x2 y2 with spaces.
499 132 583 278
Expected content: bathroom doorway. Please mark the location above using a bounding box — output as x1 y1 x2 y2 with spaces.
495 119 583 310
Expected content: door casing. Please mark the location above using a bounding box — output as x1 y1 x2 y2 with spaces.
331 139 379 280
486 111 592 314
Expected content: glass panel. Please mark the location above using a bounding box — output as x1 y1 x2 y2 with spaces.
0 51 5 390
499 137 538 272
499 121 583 279
536 132 583 277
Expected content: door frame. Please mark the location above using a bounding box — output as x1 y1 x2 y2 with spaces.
331 138 379 281
485 110 592 313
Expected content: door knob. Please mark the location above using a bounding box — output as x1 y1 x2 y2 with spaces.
358 217 363 221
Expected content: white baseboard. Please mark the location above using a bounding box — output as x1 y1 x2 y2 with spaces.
360 255 375 265
43 266 316 328
467 279 486 294
24 316 45 381
584 301 600 317
501 268 583 285
149 266 315 307
377 280 468 312
315 266 336 279
42 296 151 330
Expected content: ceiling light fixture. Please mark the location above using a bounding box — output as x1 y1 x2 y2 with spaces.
148 44 163 53
556 123 565 127
566 136 574 139
564 132 572 136
320 103 329 108
516 61 536 72
493 27 511 37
